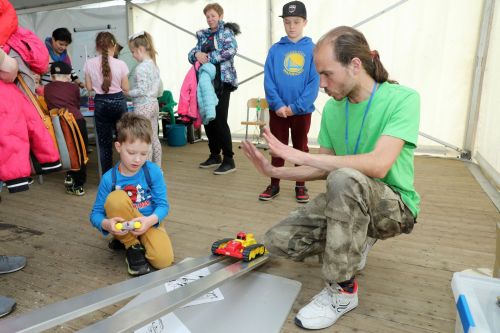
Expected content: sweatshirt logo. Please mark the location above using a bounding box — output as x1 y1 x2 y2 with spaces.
283 51 305 75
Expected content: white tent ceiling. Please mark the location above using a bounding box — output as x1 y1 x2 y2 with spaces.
11 0 108 13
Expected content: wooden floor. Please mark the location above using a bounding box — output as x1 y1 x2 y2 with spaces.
1 141 498 332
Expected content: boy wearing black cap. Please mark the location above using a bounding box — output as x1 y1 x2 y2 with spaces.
259 0 319 203
44 61 89 196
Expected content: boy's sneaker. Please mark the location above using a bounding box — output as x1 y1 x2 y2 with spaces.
259 185 280 201
64 174 74 187
295 280 358 330
27 177 34 185
66 185 85 196
125 244 151 276
295 186 309 203
358 237 377 271
213 157 236 175
108 238 125 251
199 155 222 168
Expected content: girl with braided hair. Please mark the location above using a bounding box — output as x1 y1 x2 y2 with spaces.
84 31 130 174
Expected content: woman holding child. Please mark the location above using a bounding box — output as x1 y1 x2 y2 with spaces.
188 3 240 175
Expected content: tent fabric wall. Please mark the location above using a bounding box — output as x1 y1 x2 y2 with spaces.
133 0 484 148
131 0 270 141
476 0 500 188
18 5 128 56
12 0 499 185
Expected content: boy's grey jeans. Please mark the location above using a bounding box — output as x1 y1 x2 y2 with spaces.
264 168 415 283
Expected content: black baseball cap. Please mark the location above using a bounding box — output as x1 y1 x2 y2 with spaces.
279 1 307 19
50 61 72 75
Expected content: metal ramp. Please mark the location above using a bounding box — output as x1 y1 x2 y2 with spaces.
0 255 271 333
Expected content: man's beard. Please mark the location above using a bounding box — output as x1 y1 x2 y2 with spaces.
325 88 345 101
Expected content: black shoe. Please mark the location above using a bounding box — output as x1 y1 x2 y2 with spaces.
259 184 280 201
199 155 222 168
125 244 151 276
295 186 310 203
27 177 34 185
213 157 236 175
64 174 74 187
66 185 85 196
108 238 125 251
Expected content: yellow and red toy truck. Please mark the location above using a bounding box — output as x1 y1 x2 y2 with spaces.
211 232 267 262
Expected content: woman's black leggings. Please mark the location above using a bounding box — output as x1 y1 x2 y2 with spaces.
204 83 234 158
94 92 127 175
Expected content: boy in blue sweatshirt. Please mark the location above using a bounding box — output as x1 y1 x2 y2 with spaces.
260 0 319 203
90 113 174 276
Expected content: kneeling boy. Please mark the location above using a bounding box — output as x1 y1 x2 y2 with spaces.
90 113 174 276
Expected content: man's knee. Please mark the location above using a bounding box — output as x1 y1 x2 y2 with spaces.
263 227 282 253
263 225 294 258
326 168 366 195
264 224 323 261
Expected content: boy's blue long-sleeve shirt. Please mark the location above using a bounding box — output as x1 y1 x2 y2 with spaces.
89 161 169 235
264 36 320 115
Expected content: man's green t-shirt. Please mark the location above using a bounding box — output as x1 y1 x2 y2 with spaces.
317 82 420 217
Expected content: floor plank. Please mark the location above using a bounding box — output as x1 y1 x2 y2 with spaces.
0 142 498 332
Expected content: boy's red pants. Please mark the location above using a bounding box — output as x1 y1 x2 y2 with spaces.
269 110 312 187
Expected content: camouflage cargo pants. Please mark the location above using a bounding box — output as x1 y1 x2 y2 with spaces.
264 168 415 283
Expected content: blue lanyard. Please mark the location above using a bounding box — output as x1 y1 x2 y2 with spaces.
345 82 378 155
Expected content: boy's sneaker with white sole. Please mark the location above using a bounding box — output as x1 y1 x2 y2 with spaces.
295 280 358 330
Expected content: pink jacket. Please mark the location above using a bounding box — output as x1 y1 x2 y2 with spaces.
0 28 60 193
177 62 202 129
7 26 49 74
0 0 17 46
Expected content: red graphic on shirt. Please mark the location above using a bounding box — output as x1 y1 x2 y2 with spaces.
123 184 151 209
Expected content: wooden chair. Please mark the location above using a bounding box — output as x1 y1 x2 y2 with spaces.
241 98 269 149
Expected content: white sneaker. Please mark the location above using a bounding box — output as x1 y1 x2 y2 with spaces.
358 237 377 271
295 280 358 330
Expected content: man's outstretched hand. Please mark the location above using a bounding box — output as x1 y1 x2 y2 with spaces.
240 140 274 177
262 127 306 166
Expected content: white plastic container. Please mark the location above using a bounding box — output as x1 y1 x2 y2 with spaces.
451 271 500 332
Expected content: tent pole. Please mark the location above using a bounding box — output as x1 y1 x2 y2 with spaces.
353 0 409 28
463 0 495 158
125 0 133 37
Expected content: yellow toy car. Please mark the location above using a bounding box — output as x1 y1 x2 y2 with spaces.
211 232 267 262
